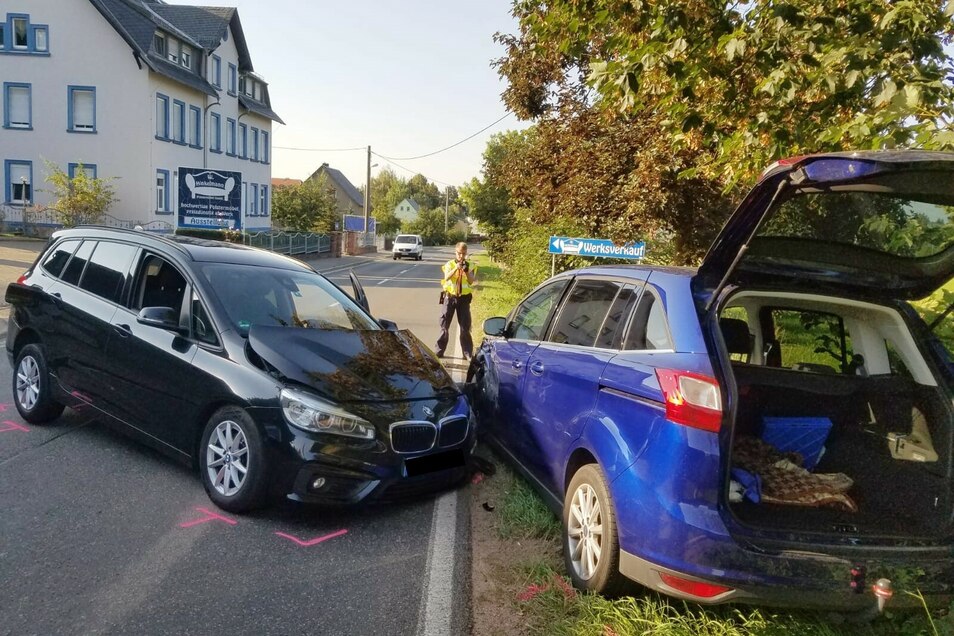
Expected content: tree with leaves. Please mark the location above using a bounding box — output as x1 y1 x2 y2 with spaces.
44 161 117 228
497 0 954 189
271 174 338 233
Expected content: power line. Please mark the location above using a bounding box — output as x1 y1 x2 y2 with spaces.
375 113 512 161
373 153 455 188
272 145 367 151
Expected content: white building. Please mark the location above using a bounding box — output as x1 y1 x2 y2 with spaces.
0 0 282 232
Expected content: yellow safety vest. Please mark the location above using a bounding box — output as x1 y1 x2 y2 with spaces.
441 259 476 296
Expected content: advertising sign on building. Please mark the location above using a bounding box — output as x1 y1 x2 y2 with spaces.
177 167 243 230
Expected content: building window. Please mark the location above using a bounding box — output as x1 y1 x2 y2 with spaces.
251 128 259 161
153 33 165 56
260 185 267 216
180 45 191 69
156 93 169 139
250 184 258 216
172 100 185 143
239 123 247 159
12 17 27 48
156 169 169 212
262 131 269 163
189 105 201 147
32 26 47 51
5 160 32 205
228 64 237 95
1 15 48 54
211 55 221 87
226 118 236 155
68 163 97 179
68 86 96 133
210 112 221 152
3 82 31 129
166 37 178 64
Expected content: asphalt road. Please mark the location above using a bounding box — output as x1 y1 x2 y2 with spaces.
0 243 475 636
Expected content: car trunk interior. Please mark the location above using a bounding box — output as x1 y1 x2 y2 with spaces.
720 290 954 541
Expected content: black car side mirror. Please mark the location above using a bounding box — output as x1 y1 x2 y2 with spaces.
138 306 181 331
379 319 399 331
483 317 507 337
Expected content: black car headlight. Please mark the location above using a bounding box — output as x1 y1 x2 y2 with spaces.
280 388 375 440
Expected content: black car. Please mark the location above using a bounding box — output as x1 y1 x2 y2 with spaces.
6 227 474 512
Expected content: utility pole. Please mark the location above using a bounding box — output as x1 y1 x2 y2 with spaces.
363 145 371 242
444 186 449 232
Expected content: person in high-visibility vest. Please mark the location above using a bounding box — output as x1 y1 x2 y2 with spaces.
435 242 477 359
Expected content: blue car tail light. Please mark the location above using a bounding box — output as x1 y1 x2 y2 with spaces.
655 369 723 432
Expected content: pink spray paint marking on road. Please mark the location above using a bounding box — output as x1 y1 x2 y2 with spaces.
179 506 238 528
274 528 348 547
0 420 29 433
0 402 9 412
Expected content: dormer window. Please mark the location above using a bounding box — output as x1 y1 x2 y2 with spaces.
166 37 178 63
153 33 165 56
180 46 191 69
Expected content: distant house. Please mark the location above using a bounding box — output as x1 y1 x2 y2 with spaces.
307 162 364 218
271 177 302 189
394 198 420 223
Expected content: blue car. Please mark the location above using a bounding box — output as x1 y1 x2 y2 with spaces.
469 151 954 612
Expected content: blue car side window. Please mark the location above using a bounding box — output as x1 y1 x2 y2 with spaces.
511 280 566 341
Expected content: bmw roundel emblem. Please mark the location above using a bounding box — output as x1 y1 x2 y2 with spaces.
422 406 434 418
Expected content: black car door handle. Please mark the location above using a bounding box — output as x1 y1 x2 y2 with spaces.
529 360 545 376
113 324 131 338
50 292 62 308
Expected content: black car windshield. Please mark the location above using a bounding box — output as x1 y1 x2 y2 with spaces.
200 263 379 335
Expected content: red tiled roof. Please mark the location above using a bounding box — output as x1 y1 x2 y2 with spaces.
271 178 302 188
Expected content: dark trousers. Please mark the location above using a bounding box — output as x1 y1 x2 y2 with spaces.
436 293 473 356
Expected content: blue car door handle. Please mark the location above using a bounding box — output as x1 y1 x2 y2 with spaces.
512 360 523 369
529 360 545 375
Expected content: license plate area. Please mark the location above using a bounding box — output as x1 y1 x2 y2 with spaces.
405 449 465 477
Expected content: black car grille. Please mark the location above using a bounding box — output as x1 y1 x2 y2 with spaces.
390 421 436 453
438 415 468 448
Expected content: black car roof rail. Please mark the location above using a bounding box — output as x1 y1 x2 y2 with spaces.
63 225 193 259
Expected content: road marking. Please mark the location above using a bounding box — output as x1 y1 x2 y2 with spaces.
376 279 389 285
178 506 237 528
0 419 28 433
417 490 458 636
275 529 348 547
400 269 410 274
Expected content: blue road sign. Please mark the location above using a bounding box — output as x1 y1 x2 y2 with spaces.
549 236 646 259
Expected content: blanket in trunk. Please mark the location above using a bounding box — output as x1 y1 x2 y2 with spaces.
733 436 858 512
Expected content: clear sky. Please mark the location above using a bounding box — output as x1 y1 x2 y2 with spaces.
167 0 522 192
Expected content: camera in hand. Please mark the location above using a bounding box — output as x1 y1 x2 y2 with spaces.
458 259 469 272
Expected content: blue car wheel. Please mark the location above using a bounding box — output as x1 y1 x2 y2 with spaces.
562 464 629 596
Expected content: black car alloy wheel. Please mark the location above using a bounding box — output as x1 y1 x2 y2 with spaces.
13 343 65 424
563 464 628 596
200 405 269 512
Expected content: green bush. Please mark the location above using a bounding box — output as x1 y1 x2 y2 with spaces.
446 228 468 245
